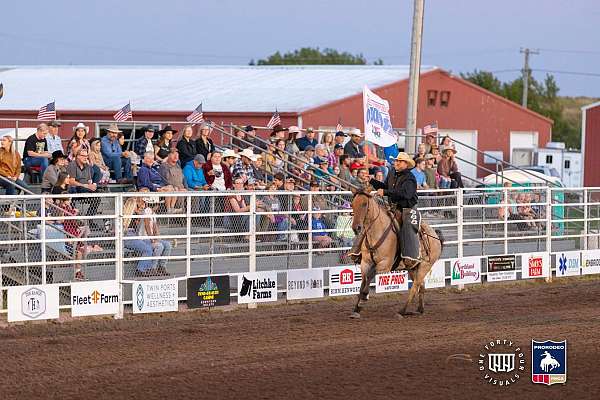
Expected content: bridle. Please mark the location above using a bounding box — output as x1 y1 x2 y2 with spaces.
353 191 394 263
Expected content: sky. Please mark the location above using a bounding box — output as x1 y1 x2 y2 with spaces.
1 0 599 97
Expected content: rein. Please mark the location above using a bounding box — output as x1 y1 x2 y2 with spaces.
355 192 394 262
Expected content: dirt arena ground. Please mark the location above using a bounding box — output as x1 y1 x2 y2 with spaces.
1 276 599 400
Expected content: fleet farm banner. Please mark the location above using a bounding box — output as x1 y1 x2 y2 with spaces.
363 86 398 147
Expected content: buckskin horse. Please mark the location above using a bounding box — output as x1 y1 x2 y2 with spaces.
349 188 444 319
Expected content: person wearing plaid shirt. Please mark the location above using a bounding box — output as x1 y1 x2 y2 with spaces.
232 148 257 184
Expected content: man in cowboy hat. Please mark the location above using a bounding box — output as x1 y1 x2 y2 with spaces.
344 128 365 159
101 123 133 184
349 152 420 264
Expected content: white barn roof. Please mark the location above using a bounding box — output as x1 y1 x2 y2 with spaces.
0 65 436 113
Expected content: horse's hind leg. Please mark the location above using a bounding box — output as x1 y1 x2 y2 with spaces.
417 284 425 314
398 269 418 316
415 262 432 314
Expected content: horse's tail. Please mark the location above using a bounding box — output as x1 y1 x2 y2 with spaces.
434 229 445 250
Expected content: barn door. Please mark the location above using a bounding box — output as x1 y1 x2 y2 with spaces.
510 131 539 165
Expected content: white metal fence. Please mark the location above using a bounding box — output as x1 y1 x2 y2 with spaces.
1 187 599 316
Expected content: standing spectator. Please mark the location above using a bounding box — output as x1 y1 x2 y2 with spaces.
101 124 133 184
159 149 187 191
338 155 353 187
424 154 437 189
231 127 247 150
183 154 209 190
344 129 365 159
67 123 91 161
243 125 265 153
270 125 288 142
134 125 156 160
155 125 176 164
423 133 436 154
334 131 347 147
311 206 332 248
89 138 110 184
42 150 68 193
203 150 233 190
23 123 51 175
411 157 428 189
296 127 318 151
0 133 29 195
232 148 258 184
196 122 215 161
176 125 197 166
46 121 63 154
437 147 463 188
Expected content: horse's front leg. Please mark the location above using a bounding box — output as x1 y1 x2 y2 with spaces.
350 260 375 319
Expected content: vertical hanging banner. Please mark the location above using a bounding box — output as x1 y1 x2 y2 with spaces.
363 86 398 147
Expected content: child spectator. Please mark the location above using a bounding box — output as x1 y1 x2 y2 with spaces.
311 206 332 248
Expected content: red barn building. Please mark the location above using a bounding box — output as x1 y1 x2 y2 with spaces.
582 101 600 187
0 65 552 179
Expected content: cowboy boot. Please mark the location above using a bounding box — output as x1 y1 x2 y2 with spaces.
347 231 366 264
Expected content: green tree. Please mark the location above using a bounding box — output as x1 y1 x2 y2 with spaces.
462 70 581 149
253 47 368 65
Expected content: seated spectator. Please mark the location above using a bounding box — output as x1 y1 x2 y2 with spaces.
155 125 176 164
46 121 64 154
354 168 370 187
222 149 241 174
344 129 366 161
231 127 247 150
334 130 348 147
413 143 427 162
183 154 209 190
424 154 437 189
224 177 250 232
331 143 344 169
252 155 267 188
517 193 537 228
289 193 308 232
411 157 428 189
176 125 197 166
302 146 316 169
159 149 187 191
437 147 463 188
338 155 353 188
136 192 171 276
0 133 30 195
296 127 318 151
270 125 288 142
374 170 385 183
431 144 442 165
196 122 215 161
203 150 233 190
314 157 332 181
423 133 436 154
89 138 111 184
312 206 332 248
259 183 289 240
66 149 98 194
335 202 355 248
243 125 266 153
286 126 301 154
50 172 72 194
283 177 296 191
321 131 335 154
122 197 155 277
272 172 285 190
134 125 156 160
101 124 133 184
66 122 91 161
439 135 453 153
138 152 180 212
363 140 387 176
23 123 51 175
233 148 258 184
42 150 68 193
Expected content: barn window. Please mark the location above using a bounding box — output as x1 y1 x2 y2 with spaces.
440 91 451 107
546 155 553 164
564 160 571 169
427 90 438 106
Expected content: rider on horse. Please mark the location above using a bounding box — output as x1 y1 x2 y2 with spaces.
349 152 420 265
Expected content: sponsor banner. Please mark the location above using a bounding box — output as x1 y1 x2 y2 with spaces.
329 266 362 296
487 255 516 282
132 279 178 314
286 268 324 300
425 260 446 289
521 252 550 279
71 280 120 317
375 271 409 293
450 257 482 285
554 251 581 277
8 284 60 322
237 271 278 304
581 249 600 275
531 340 567 385
362 86 397 147
187 275 230 309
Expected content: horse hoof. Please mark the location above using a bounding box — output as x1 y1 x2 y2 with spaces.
349 312 361 319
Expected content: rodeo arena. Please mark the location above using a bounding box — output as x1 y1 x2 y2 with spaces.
0 65 598 399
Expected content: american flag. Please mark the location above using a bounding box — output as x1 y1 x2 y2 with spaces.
114 103 132 122
336 118 343 132
266 111 281 129
423 122 438 135
37 101 56 120
186 103 204 123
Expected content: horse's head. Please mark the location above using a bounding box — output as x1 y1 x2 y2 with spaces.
350 187 372 235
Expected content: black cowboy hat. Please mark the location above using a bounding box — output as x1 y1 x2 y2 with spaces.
50 150 67 164
158 125 178 135
271 124 288 134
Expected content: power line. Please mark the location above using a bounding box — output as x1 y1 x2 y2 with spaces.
537 48 600 55
532 69 600 77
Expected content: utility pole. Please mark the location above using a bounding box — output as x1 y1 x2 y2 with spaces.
405 0 425 154
520 47 539 108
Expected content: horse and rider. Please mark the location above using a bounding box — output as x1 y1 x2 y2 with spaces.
347 152 444 319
